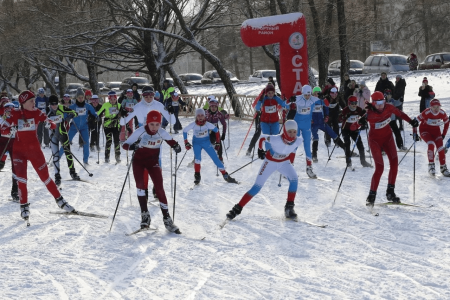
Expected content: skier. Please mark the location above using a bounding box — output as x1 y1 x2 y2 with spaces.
384 89 407 151
246 86 269 156
255 84 288 135
183 108 238 184
35 88 50 148
310 86 345 162
354 91 418 206
166 91 187 133
120 86 175 199
205 97 227 162
286 85 318 178
119 89 138 142
62 94 73 107
0 90 76 220
47 95 80 184
88 95 103 152
122 110 182 233
161 79 175 129
339 96 371 168
324 87 346 146
64 88 98 165
226 120 302 221
97 91 121 163
416 98 450 176
0 100 19 201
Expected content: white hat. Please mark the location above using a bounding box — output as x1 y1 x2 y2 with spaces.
195 108 205 117
91 95 99 99
302 85 312 95
207 95 216 101
38 88 45 94
126 89 133 93
330 87 338 93
284 120 298 131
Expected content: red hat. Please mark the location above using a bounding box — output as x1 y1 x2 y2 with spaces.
85 90 92 96
430 99 441 106
265 85 275 93
146 110 162 124
0 96 9 107
348 95 358 103
371 91 385 102
19 90 35 104
423 77 428 83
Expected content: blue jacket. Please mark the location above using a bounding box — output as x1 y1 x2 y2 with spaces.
69 102 98 130
35 95 48 112
312 99 329 126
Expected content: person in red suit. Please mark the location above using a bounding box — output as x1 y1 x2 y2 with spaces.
416 98 450 176
0 91 76 221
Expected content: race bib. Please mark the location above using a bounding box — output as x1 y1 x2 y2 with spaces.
374 118 391 129
49 115 63 124
347 115 359 123
195 129 209 138
272 153 288 160
172 101 179 107
314 105 323 112
18 118 36 131
76 107 87 116
125 102 135 109
299 107 311 115
109 107 119 115
329 103 338 109
38 102 46 109
141 136 162 149
427 119 443 126
265 105 277 113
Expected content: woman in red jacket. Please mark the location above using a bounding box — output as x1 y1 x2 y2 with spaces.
351 91 419 206
0 91 76 221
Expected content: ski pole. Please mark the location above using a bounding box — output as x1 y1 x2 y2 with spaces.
325 120 348 167
71 120 87 146
110 149 136 231
0 134 13 161
97 119 100 164
413 130 416 204
176 150 188 172
278 174 282 187
229 158 259 176
365 128 373 166
46 153 54 166
398 141 416 166
332 131 361 207
173 152 178 222
222 140 228 160
64 147 93 177
169 115 173 199
237 117 255 156
227 118 230 150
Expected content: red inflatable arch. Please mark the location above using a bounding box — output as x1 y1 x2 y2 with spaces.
241 13 308 99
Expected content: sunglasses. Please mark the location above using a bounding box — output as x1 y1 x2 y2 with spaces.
349 102 358 105
375 100 385 105
143 92 155 97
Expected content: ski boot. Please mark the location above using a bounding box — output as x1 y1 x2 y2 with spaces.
115 154 121 164
20 203 30 220
306 166 317 178
0 160 5 171
440 164 450 177
70 169 80 181
386 184 401 203
194 172 201 185
223 172 238 184
398 146 408 151
96 146 100 152
55 173 62 186
90 146 95 152
312 140 318 163
55 196 75 212
334 137 345 149
226 204 243 220
284 201 297 220
140 211 151 229
163 216 181 234
246 149 252 156
105 157 110 163
366 191 376 207
11 191 19 202
428 162 436 176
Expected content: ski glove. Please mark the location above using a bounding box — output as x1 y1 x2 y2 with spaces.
258 148 266 160
409 118 419 128
45 121 53 129
126 126 132 134
358 116 368 127
184 139 192 150
120 107 128 117
129 142 140 151
167 104 174 114
286 109 296 120
214 142 221 151
221 132 226 141
172 143 182 154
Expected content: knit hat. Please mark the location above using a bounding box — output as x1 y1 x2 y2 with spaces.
327 78 335 85
18 90 35 104
430 99 440 106
396 74 402 79
48 95 59 105
108 90 117 97
63 94 70 98
0 97 9 107
207 95 216 101
209 98 219 106
126 89 133 93
302 85 312 95
312 86 321 94
38 88 45 94
146 110 162 124
265 85 275 93
142 86 154 95
330 87 338 93
281 120 297 143
170 91 178 97
91 95 99 100
195 108 205 117
348 96 358 103
423 77 428 83
371 91 385 102
85 90 92 97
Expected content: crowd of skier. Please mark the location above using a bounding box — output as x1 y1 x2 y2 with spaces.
0 74 448 233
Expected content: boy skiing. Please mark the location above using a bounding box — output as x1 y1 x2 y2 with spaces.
205 97 227 162
97 91 121 163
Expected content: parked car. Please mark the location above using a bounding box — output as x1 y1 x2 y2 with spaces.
201 70 239 84
418 52 450 70
179 73 202 85
328 60 364 76
362 54 409 74
83 82 110 95
311 67 319 80
65 83 84 97
105 81 122 93
119 77 150 91
248 70 276 82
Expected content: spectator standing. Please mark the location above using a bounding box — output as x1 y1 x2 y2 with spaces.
393 74 406 130
407 53 418 71
345 79 357 103
419 77 434 113
354 81 371 110
375 72 395 93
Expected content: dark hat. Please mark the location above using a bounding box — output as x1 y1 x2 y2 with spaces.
142 86 154 93
132 82 138 87
49 95 59 105
327 78 335 85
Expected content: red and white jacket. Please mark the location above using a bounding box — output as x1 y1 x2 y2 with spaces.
417 108 449 136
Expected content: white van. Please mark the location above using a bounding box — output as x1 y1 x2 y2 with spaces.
362 54 409 74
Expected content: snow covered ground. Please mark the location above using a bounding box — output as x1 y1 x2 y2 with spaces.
1 72 450 299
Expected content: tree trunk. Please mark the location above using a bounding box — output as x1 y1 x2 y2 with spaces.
167 65 188 94
86 61 99 95
336 0 350 95
58 70 67 99
421 0 430 54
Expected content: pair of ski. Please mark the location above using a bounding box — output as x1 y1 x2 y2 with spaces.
218 216 327 230
23 210 108 227
190 180 241 190
126 226 182 236
367 201 433 216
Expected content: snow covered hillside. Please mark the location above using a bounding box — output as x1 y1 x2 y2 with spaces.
1 75 450 299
